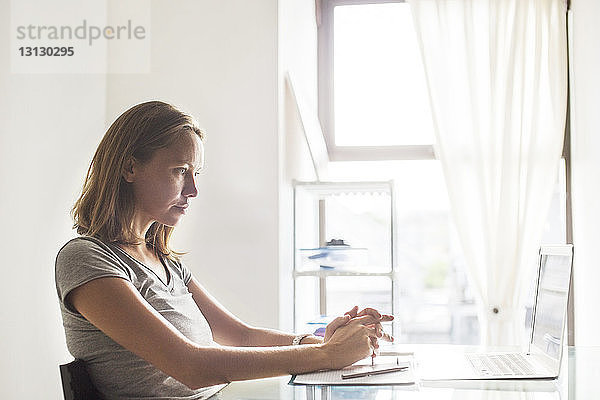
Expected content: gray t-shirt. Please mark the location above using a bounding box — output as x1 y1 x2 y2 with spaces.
55 236 226 400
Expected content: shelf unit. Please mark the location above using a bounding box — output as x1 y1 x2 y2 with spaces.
293 180 396 336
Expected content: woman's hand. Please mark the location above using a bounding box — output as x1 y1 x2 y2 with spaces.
322 305 395 365
323 314 352 343
345 305 395 345
321 315 379 369
323 306 394 344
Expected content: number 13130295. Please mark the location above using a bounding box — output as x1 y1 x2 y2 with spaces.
18 46 74 56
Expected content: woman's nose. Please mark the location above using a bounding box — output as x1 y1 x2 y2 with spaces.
184 173 198 197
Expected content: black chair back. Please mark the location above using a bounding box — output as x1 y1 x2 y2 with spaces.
59 360 104 400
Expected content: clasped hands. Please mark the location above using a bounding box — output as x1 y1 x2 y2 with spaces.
322 305 394 367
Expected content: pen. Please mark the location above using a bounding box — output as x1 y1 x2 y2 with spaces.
341 366 409 380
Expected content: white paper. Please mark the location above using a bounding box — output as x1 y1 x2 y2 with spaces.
292 357 415 386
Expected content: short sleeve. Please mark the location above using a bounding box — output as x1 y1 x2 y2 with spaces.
55 237 132 313
177 260 194 285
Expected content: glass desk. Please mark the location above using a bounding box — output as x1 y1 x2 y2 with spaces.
210 346 600 399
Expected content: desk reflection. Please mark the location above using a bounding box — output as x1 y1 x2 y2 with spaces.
211 376 561 400
298 382 560 400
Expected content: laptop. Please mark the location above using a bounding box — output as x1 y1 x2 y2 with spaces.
417 245 573 380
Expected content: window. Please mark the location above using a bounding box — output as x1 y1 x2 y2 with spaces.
297 0 570 345
318 0 434 161
314 0 480 344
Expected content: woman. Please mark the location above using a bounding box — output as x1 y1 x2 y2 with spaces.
55 101 393 399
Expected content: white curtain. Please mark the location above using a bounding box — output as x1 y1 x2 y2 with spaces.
407 0 568 345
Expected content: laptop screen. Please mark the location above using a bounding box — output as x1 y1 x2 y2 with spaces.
530 246 573 360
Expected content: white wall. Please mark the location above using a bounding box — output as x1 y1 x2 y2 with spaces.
278 0 321 331
570 0 600 346
0 2 108 398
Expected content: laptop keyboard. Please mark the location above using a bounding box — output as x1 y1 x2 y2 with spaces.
467 353 536 376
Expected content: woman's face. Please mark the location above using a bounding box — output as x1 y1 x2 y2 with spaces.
126 131 204 231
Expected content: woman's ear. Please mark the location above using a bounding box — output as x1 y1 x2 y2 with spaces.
122 157 136 183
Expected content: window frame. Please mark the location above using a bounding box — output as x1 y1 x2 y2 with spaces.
317 0 436 161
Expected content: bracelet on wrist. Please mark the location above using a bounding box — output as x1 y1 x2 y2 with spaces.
292 333 312 345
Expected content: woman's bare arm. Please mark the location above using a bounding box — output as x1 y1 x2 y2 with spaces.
68 277 375 389
186 278 393 347
186 278 323 346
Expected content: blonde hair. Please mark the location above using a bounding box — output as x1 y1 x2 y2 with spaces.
72 101 204 260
